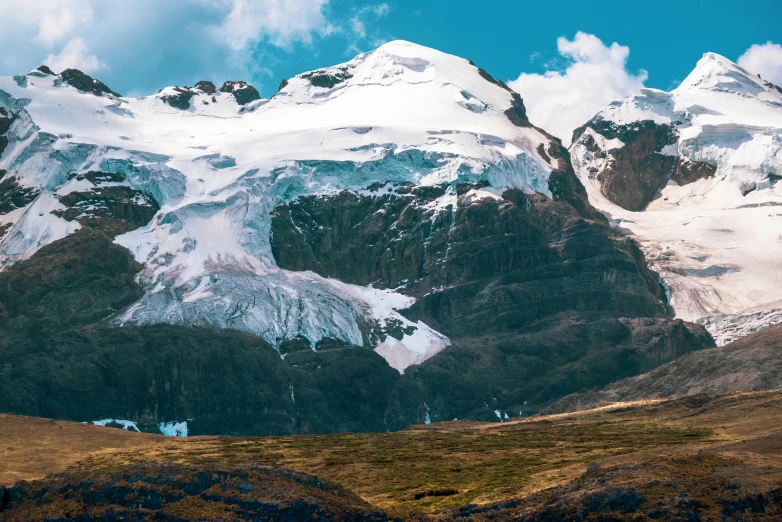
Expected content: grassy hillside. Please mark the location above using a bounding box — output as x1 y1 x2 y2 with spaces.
2 391 782 519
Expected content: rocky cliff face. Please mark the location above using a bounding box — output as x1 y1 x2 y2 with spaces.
0 183 711 433
267 129 715 423
0 226 402 436
570 52 782 345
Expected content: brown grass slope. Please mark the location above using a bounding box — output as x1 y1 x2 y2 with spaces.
2 391 782 520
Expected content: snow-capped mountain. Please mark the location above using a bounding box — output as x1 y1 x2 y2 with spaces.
0 41 720 434
570 52 782 345
0 41 559 372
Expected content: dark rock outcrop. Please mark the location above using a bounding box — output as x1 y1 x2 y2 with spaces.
385 316 711 425
272 185 667 319
302 67 353 89
194 80 216 94
571 119 716 211
0 463 388 521
585 120 678 211
0 230 144 333
54 184 159 234
160 86 195 110
0 173 40 216
672 156 717 186
0 107 15 157
504 92 531 127
279 78 289 91
468 60 532 127
58 68 120 97
219 80 261 105
34 65 54 75
763 79 782 95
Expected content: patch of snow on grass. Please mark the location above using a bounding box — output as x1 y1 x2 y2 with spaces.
158 421 188 437
91 419 140 432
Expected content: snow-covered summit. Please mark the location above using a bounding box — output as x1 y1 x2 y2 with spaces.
278 40 527 123
676 52 773 97
0 41 560 372
590 52 782 131
570 52 782 344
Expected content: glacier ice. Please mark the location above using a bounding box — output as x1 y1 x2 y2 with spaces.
0 40 561 371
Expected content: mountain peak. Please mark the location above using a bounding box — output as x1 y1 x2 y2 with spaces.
276 39 535 132
372 39 424 52
674 51 767 97
699 51 734 66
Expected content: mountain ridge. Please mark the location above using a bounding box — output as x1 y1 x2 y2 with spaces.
569 50 782 345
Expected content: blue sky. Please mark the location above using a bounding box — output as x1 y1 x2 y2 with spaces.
1 0 780 142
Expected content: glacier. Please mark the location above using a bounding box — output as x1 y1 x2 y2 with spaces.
0 41 560 371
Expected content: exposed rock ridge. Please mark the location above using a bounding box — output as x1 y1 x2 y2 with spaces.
272 172 713 422
218 80 262 105
546 322 782 414
58 68 120 97
159 80 262 109
572 118 716 211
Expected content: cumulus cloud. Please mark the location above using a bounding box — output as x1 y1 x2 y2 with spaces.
738 42 782 87
44 37 105 74
509 32 647 146
0 0 353 95
0 1 93 48
36 4 94 47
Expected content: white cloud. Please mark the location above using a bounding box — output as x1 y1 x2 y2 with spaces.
0 0 391 96
343 3 391 54
215 0 331 50
0 0 342 94
350 17 367 39
44 37 105 74
0 1 93 48
738 42 782 87
509 32 647 146
37 4 94 47
372 3 390 16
